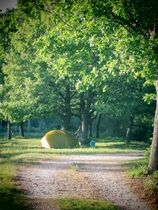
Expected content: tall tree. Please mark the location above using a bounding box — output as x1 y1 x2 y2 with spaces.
0 8 19 138
91 0 158 172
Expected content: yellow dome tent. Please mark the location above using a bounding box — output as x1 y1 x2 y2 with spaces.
41 130 77 149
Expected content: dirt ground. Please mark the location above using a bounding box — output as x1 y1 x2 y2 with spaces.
16 153 157 210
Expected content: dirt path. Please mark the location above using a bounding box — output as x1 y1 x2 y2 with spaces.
17 153 151 210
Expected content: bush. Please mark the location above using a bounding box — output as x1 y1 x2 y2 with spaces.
41 130 78 149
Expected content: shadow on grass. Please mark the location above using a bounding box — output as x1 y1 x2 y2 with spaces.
101 141 149 151
0 188 30 210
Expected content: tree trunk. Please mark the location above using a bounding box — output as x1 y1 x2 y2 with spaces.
80 93 90 146
27 120 31 131
61 114 71 130
125 115 133 146
39 119 45 130
148 80 158 173
61 84 71 130
96 113 102 138
19 122 24 137
89 121 93 138
81 113 89 145
7 122 12 140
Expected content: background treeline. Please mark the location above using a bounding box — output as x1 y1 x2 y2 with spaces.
0 0 156 148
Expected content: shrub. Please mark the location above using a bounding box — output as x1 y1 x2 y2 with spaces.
41 130 78 149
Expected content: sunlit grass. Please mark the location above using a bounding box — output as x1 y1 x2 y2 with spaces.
127 159 148 177
28 198 118 210
0 138 149 165
54 198 118 210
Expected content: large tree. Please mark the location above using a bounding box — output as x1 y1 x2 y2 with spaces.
1 1 107 143
91 0 158 172
0 8 19 138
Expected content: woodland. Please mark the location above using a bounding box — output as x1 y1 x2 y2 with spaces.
0 0 158 173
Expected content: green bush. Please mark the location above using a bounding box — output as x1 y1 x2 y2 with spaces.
42 130 78 149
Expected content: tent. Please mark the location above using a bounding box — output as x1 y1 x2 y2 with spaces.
41 130 77 149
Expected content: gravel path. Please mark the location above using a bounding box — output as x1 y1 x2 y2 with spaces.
17 153 151 210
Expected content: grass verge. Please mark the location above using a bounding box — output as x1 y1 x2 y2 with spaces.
47 198 118 210
127 151 158 209
0 162 29 209
27 198 118 210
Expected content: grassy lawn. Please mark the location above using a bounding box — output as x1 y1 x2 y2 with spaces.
0 136 150 210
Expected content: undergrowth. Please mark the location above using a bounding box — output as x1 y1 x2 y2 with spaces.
144 171 158 193
127 148 158 194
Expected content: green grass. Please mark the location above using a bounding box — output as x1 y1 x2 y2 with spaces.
96 140 149 153
29 198 118 210
56 198 118 210
0 138 149 163
0 188 29 210
144 170 158 192
0 162 29 210
0 136 149 210
127 159 148 177
127 149 158 194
